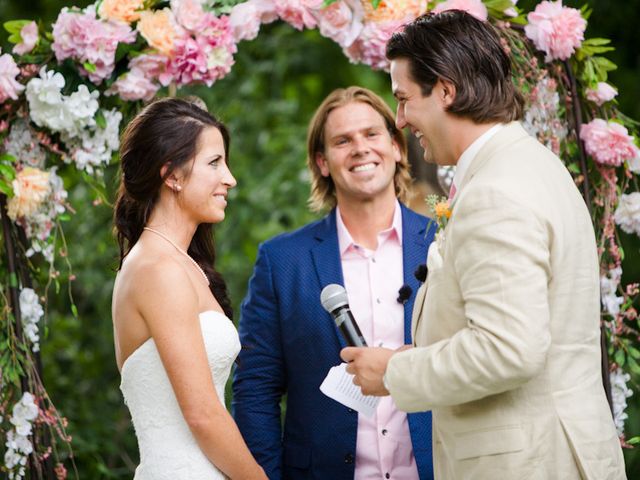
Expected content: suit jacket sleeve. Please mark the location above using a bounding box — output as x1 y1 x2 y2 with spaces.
387 187 553 411
232 243 285 478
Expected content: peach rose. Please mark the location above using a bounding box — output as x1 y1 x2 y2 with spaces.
137 9 181 56
99 0 145 23
7 167 51 220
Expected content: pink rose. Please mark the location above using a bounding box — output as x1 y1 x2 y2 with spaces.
276 0 323 30
316 0 364 48
433 0 488 22
580 119 639 167
7 167 50 220
525 0 586 62
13 21 38 56
229 0 278 42
105 69 159 101
585 82 617 106
137 9 184 56
0 52 25 103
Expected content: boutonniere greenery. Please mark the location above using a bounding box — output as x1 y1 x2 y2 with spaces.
425 194 451 235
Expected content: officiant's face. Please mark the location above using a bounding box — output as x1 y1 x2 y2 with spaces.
391 58 451 166
315 101 401 205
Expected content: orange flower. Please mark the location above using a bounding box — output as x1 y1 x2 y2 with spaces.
362 0 427 22
137 9 179 56
434 201 451 219
98 0 145 23
7 167 50 220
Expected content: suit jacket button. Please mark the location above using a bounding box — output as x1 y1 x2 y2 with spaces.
344 453 354 464
348 408 354 413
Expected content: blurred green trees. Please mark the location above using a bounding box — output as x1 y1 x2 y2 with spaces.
1 1 638 477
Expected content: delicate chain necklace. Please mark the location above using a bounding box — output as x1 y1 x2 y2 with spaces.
143 227 210 286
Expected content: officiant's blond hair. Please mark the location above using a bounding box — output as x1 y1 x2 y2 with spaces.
306 86 411 212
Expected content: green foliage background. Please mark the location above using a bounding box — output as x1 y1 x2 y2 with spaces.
1 0 639 477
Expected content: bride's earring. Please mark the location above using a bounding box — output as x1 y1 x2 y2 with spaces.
173 184 182 192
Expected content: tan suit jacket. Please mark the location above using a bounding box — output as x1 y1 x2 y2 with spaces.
386 123 626 479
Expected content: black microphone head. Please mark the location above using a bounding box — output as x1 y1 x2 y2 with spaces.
414 264 428 283
320 284 349 313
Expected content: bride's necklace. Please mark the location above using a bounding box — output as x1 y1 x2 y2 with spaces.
143 227 210 286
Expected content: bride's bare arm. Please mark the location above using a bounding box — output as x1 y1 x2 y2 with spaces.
136 259 267 479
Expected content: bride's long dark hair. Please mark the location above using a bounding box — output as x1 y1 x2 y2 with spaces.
114 97 233 320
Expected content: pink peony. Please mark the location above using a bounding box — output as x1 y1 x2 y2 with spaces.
276 0 323 30
525 1 586 62
105 69 159 101
52 7 137 83
98 0 144 23
171 0 207 32
13 21 38 56
129 53 173 86
345 20 404 71
166 15 236 87
580 119 639 167
433 0 488 22
229 0 278 42
316 0 364 48
585 82 617 106
0 51 25 102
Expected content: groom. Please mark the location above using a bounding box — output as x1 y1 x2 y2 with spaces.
342 11 626 479
233 86 434 479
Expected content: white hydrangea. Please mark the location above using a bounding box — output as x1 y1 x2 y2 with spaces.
614 192 640 237
26 66 99 139
611 367 633 436
601 267 624 317
4 392 38 480
3 120 46 168
19 288 43 352
522 78 567 155
628 151 640 174
64 108 122 173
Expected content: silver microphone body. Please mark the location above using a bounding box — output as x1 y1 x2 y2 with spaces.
320 284 367 347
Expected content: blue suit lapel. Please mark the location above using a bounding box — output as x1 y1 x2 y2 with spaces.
401 204 433 344
310 210 347 348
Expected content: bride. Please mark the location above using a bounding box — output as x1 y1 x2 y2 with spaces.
111 97 267 479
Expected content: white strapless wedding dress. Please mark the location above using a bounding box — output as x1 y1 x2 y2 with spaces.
120 311 240 479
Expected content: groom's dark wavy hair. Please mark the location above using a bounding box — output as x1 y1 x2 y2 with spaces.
114 97 233 320
386 10 524 124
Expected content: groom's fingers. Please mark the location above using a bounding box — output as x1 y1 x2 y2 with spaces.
340 346 361 364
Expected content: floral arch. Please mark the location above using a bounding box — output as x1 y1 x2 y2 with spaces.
1 0 638 477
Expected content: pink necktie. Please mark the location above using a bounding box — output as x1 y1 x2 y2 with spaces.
448 183 457 201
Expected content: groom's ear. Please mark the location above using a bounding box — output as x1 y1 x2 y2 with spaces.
439 79 456 108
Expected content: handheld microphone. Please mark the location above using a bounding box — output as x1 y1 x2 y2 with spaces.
320 284 367 347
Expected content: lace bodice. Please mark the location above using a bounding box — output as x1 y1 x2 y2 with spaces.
120 311 240 479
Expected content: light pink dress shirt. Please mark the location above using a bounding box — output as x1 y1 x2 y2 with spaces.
336 202 419 480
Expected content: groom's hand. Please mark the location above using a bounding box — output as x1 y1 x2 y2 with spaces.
341 347 394 396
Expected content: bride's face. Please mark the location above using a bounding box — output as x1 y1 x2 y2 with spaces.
179 126 237 225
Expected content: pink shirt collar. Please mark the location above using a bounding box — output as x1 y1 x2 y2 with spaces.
335 201 403 256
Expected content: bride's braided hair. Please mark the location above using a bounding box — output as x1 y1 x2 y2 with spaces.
114 97 233 320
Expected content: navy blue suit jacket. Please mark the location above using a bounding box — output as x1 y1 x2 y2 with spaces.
233 204 435 479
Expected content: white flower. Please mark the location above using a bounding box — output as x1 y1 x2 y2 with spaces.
628 151 640 174
64 108 121 172
426 231 444 272
614 192 640 237
522 78 567 155
12 392 39 423
26 67 99 139
19 288 43 352
3 120 46 168
611 367 633 436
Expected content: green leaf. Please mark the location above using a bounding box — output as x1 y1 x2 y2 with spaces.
0 153 17 164
83 61 97 73
582 38 612 47
0 163 16 180
71 304 78 318
95 109 107 130
615 349 626 367
3 20 29 35
371 0 381 8
9 272 18 288
628 346 640 359
627 355 640 375
627 436 640 445
0 181 13 196
567 163 581 174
